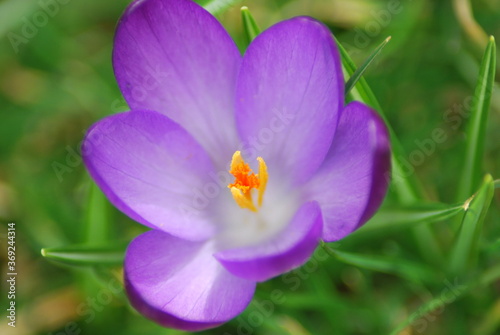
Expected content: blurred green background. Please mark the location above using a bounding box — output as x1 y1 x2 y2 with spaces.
1 0 500 334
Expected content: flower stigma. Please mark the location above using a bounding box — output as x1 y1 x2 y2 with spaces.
228 151 268 212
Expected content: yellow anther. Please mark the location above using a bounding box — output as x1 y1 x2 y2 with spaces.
257 157 268 207
230 150 244 171
228 151 268 211
230 187 258 212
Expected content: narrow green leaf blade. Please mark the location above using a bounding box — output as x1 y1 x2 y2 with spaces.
41 243 127 266
335 38 443 265
356 203 464 233
335 37 422 204
323 245 435 284
335 37 381 110
241 6 261 44
200 0 243 16
457 37 496 200
84 181 110 245
345 36 392 97
389 280 469 335
449 174 495 275
391 263 500 335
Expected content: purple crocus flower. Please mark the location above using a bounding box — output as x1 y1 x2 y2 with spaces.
82 0 391 331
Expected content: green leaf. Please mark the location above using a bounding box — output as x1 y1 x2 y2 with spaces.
389 280 469 335
457 36 496 200
390 263 500 335
494 179 500 189
345 36 392 97
84 181 110 245
355 203 464 234
335 38 381 110
322 243 434 284
335 37 422 204
336 38 443 265
241 6 261 44
276 293 348 310
200 0 243 16
449 174 495 276
41 243 127 266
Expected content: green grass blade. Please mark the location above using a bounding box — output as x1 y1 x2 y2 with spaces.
389 281 469 335
322 244 434 284
355 203 464 234
199 0 243 15
335 37 382 110
41 243 127 266
335 37 422 204
449 174 495 276
278 293 347 310
84 181 110 245
241 6 261 44
336 38 444 265
457 37 496 200
390 263 500 335
345 36 392 97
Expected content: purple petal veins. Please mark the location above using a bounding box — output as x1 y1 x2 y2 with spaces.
82 0 391 330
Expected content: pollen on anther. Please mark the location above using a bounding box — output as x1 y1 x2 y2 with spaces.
228 151 260 194
228 151 268 211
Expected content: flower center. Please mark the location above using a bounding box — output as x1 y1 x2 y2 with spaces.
228 151 268 212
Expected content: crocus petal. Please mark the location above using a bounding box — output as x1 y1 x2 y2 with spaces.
125 230 256 331
82 110 218 241
214 202 323 282
235 17 344 184
113 0 241 165
304 102 391 241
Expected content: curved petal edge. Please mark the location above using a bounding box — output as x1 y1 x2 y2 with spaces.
215 202 323 282
113 0 242 165
124 230 256 331
82 110 218 241
235 16 344 184
305 101 391 241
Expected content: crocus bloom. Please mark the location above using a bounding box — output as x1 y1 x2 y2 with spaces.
83 0 391 331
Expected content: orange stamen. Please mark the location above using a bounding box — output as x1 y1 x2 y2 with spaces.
228 151 268 212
